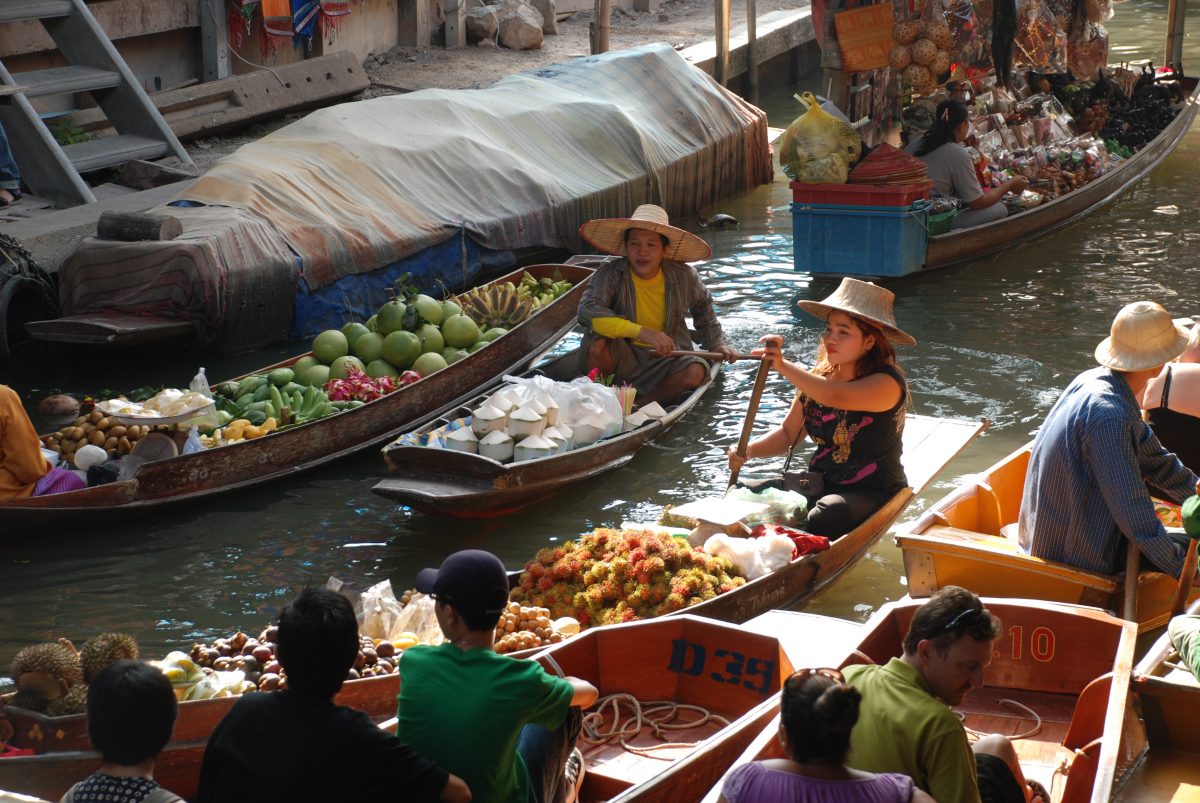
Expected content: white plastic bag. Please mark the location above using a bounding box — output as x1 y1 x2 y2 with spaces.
357 579 407 641
389 593 445 645
703 533 796 580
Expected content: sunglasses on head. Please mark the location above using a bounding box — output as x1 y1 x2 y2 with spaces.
787 667 845 685
940 607 988 634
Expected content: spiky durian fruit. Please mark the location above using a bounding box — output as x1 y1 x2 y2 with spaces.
79 633 138 683
8 688 49 713
9 643 84 712
45 684 88 717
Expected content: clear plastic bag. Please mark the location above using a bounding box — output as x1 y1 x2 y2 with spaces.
778 92 862 183
357 579 407 641
389 593 445 645
1014 0 1069 73
942 0 986 67
1068 23 1109 80
725 485 808 526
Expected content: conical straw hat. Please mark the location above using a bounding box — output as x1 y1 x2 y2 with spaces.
796 277 916 346
1094 301 1189 371
579 204 712 263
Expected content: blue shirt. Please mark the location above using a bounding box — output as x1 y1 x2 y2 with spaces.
1018 367 1198 576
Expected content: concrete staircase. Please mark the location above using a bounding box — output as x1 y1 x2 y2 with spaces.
0 0 193 207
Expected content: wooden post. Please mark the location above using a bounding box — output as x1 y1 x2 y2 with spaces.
1122 541 1139 622
593 0 611 53
1165 0 1186 69
714 0 731 86
747 0 758 104
97 212 183 242
200 0 230 81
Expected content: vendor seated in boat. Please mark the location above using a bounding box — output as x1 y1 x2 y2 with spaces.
0 384 84 500
1142 320 1200 475
577 204 738 407
1019 301 1200 581
727 278 914 539
906 99 1029 231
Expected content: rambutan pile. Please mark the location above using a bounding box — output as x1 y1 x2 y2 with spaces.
511 529 744 627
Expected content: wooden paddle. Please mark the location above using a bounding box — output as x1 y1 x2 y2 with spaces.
727 336 781 490
670 349 763 361
1171 491 1200 618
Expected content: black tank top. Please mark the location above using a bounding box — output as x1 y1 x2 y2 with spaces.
798 364 909 494
1146 365 1200 473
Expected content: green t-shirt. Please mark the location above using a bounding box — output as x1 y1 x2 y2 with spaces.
396 643 575 803
843 658 981 803
1169 614 1200 679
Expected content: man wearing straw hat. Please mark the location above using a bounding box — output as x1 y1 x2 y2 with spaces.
1019 301 1200 581
577 205 737 407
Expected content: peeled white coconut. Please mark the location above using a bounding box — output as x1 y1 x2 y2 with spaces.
471 405 507 437
508 405 545 438
637 401 667 419
572 420 604 446
554 422 574 450
542 426 567 455
514 434 555 463
484 392 514 414
479 429 514 462
446 427 479 454
537 394 559 426
624 411 650 430
73 444 109 470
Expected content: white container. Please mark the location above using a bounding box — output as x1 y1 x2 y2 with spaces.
446 427 479 454
514 435 555 463
542 426 567 455
508 406 546 438
479 430 514 463
471 405 507 437
538 394 560 427
625 411 650 430
638 401 667 419
572 421 604 447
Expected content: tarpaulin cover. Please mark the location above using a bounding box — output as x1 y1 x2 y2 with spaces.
176 43 772 289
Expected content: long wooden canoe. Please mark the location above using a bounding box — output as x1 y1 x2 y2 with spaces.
896 442 1200 631
0 263 593 533
924 77 1200 272
1115 596 1200 801
372 352 721 517
705 598 1145 803
0 672 399 801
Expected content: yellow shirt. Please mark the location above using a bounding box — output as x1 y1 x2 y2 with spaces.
0 385 52 500
591 269 666 345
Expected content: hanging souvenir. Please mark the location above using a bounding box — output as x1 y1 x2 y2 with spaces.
1068 22 1109 79
1013 0 1068 73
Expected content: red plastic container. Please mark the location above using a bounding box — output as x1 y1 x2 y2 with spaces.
789 181 933 207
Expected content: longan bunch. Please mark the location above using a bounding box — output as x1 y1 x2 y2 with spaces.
494 602 563 654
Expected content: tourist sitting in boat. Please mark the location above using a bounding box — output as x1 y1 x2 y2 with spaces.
397 549 598 803
195 588 469 803
0 384 84 500
577 204 738 407
905 99 1029 231
1142 321 1200 474
717 667 936 803
60 660 182 803
843 586 1046 803
1018 301 1200 582
726 278 913 538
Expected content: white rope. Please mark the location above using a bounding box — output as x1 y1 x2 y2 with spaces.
580 693 731 761
959 698 1043 741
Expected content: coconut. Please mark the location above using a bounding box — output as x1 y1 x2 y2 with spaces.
637 401 667 419
36 394 80 418
542 426 568 454
553 422 575 450
514 435 555 463
446 427 480 454
893 19 921 45
483 392 515 414
507 406 546 438
537 394 560 426
624 411 651 430
910 38 937 66
571 420 604 447
73 444 108 470
471 405 507 437
479 430 515 462
888 45 913 70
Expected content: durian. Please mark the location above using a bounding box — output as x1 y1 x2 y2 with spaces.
9 642 84 712
79 633 138 683
45 684 88 717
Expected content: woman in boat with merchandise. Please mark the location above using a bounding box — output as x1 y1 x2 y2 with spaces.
0 384 84 500
906 99 1029 230
728 278 914 538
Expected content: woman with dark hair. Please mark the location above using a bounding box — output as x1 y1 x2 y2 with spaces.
728 278 914 538
905 99 1027 230
717 668 936 803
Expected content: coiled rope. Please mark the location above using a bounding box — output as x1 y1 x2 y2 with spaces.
958 698 1043 741
580 693 730 761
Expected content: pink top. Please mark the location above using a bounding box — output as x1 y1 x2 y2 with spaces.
722 762 915 803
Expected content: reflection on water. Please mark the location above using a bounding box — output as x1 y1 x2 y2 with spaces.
3 0 1200 669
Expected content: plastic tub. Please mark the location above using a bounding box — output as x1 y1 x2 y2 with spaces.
791 200 930 278
789 181 932 207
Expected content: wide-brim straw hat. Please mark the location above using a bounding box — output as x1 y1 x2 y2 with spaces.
579 204 712 263
796 277 916 346
1095 301 1190 371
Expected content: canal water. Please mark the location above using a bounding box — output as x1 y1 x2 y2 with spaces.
3 0 1198 672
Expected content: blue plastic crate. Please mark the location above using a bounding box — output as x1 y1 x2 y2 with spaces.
791 200 930 278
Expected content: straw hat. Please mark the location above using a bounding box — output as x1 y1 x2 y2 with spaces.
796 277 916 346
579 204 712 263
1094 301 1190 371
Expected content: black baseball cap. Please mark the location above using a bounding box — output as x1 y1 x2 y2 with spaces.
415 549 509 614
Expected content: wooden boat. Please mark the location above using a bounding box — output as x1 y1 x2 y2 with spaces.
0 673 399 801
1115 596 1200 801
704 598 1146 803
896 441 1200 630
371 351 721 517
0 263 593 533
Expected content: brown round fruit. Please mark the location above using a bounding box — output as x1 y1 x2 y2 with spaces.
252 645 273 663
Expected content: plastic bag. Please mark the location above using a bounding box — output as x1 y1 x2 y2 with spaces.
184 670 254 701
778 92 862 184
1068 23 1109 80
725 485 808 526
1086 0 1114 22
943 0 985 67
1014 0 1069 73
703 533 795 580
389 593 445 645
357 579 407 641
189 367 214 399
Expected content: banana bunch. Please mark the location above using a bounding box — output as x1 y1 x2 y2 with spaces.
455 282 534 331
288 385 334 425
517 271 572 310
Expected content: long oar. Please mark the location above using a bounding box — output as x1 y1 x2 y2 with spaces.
1171 492 1200 617
669 349 763 361
727 336 780 490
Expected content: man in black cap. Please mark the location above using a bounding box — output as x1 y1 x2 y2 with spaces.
396 549 598 803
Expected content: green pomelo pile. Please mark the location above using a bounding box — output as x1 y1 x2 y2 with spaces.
417 323 444 355
329 355 366 380
354 332 385 364
412 352 448 377
381 331 422 370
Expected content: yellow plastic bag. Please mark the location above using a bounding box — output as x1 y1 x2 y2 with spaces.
778 93 862 184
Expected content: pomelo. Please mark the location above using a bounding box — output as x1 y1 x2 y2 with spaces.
354 332 385 364
292 355 320 378
417 323 444 355
442 347 469 365
376 299 408 335
304 364 330 387
341 322 370 350
412 352 448 377
329 355 366 380
366 315 378 333
381 331 422 370
441 299 463 322
480 327 508 342
414 294 443 325
468 340 489 353
365 359 399 379
442 314 480 349
313 330 348 363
